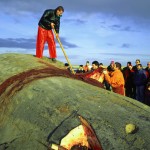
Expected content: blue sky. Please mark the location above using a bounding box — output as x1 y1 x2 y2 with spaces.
0 0 150 66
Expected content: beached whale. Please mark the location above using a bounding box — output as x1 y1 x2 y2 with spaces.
0 53 149 150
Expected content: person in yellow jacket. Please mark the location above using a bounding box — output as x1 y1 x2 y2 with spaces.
103 62 125 95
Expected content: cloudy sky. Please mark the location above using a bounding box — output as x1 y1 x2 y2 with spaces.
0 0 150 65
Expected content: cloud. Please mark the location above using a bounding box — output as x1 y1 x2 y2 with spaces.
1 0 150 22
63 18 86 25
58 37 79 49
109 24 122 31
109 24 138 32
121 43 130 48
0 38 36 49
107 43 114 46
0 37 78 49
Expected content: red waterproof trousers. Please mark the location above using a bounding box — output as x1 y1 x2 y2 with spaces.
36 26 56 58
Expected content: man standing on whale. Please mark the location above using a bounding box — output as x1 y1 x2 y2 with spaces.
36 6 64 62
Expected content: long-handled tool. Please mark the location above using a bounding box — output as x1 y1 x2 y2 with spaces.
53 29 75 74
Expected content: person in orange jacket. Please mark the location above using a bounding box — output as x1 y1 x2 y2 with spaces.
103 62 125 95
36 6 64 62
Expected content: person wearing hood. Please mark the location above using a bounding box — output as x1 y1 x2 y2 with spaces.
36 6 64 62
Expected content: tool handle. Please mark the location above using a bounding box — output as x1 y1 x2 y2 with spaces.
53 29 75 74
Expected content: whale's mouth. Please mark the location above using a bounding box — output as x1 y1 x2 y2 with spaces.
51 125 89 150
50 116 103 150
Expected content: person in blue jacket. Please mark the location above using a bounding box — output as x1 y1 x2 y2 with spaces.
132 64 147 103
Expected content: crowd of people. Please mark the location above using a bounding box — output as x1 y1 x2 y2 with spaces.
34 5 149 107
65 59 150 106
34 5 150 106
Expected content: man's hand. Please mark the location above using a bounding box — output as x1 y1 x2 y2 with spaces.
50 23 55 29
103 69 108 75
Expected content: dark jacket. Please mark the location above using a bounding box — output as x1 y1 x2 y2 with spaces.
133 69 147 86
38 9 60 33
144 80 150 106
122 67 134 88
145 67 150 78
